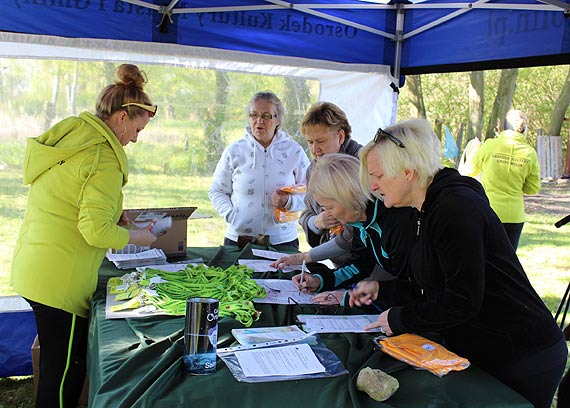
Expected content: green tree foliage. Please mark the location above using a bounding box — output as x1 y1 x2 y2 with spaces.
398 65 570 150
0 58 319 176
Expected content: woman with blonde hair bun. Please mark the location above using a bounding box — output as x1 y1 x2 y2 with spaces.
11 63 158 408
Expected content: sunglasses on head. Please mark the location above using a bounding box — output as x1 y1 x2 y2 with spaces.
374 127 405 148
121 102 158 118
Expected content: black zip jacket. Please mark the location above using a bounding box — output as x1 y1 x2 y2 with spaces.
388 167 563 370
317 198 418 308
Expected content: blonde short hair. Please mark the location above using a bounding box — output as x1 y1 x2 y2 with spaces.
301 102 352 139
504 109 528 133
360 118 442 192
308 153 369 213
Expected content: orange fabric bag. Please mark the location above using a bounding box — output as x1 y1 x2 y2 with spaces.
378 333 470 377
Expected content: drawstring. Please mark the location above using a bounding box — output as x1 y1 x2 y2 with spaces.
77 144 101 205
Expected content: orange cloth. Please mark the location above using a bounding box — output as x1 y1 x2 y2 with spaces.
378 333 470 377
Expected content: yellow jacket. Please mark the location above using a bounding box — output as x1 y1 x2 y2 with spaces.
470 130 540 223
11 112 130 317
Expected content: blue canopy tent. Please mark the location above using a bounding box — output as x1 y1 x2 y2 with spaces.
0 0 568 377
1 0 568 141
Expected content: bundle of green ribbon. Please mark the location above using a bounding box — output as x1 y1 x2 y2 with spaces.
143 264 266 327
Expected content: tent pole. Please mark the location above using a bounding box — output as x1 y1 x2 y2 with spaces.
393 3 405 88
389 3 405 126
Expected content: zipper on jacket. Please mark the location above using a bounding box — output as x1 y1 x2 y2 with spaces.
416 210 424 295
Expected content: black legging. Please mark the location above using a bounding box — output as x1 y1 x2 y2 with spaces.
223 237 299 251
26 299 88 408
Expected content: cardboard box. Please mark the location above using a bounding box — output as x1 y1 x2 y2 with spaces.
32 335 89 405
124 206 196 259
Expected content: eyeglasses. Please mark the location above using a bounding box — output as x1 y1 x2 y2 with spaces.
248 112 277 121
374 128 405 148
121 103 158 118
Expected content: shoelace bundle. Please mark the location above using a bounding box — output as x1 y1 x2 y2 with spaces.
143 264 266 327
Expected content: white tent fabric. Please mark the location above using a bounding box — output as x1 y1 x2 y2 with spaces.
0 32 396 145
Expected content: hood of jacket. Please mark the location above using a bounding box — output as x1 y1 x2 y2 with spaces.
244 127 292 149
423 167 489 213
23 111 128 185
339 138 362 157
243 127 294 168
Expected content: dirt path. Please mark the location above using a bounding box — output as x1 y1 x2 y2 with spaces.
524 181 570 217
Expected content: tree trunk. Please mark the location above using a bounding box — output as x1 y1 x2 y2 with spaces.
547 66 570 136
67 61 79 115
407 75 427 118
43 69 60 131
434 118 443 142
485 68 518 140
283 77 310 149
467 71 484 143
454 122 465 168
103 62 115 84
204 70 230 172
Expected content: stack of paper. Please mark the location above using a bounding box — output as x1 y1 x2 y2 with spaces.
106 248 167 269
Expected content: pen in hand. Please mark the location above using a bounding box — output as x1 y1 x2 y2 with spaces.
298 260 306 290
352 283 383 313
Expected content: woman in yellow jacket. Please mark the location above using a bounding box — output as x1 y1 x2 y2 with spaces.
470 109 540 250
11 64 158 408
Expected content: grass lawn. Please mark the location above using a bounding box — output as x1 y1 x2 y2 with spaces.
0 168 569 407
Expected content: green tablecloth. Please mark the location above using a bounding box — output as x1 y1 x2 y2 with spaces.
88 245 532 408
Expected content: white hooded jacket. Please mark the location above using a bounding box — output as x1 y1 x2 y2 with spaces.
209 128 309 244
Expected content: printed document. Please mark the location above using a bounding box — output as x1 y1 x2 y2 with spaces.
253 279 315 304
297 314 382 333
235 343 325 377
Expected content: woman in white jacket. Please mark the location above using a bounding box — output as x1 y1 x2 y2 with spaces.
209 91 310 249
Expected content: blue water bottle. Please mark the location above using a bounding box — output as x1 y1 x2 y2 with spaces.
183 297 218 375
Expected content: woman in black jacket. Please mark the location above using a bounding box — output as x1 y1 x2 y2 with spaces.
350 118 567 408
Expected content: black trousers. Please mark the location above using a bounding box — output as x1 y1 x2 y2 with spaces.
223 237 299 251
491 336 567 408
503 222 524 251
26 299 88 408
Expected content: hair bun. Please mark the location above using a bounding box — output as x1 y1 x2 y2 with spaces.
115 64 147 90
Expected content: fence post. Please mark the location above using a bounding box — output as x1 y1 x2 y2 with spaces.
536 134 562 180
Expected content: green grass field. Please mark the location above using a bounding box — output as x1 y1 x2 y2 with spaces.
1 168 569 408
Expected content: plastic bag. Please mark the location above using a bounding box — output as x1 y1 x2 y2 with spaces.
274 184 306 223
374 333 470 377
218 334 348 383
457 137 482 181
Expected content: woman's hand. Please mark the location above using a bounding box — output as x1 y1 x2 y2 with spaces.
292 273 320 293
313 290 344 305
348 281 379 307
314 211 341 230
128 220 157 246
271 190 289 208
270 252 310 269
118 211 131 227
363 309 393 336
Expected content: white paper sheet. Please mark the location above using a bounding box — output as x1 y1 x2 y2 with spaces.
251 249 290 260
238 259 299 274
296 314 383 333
254 279 315 304
235 343 325 377
231 325 309 346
